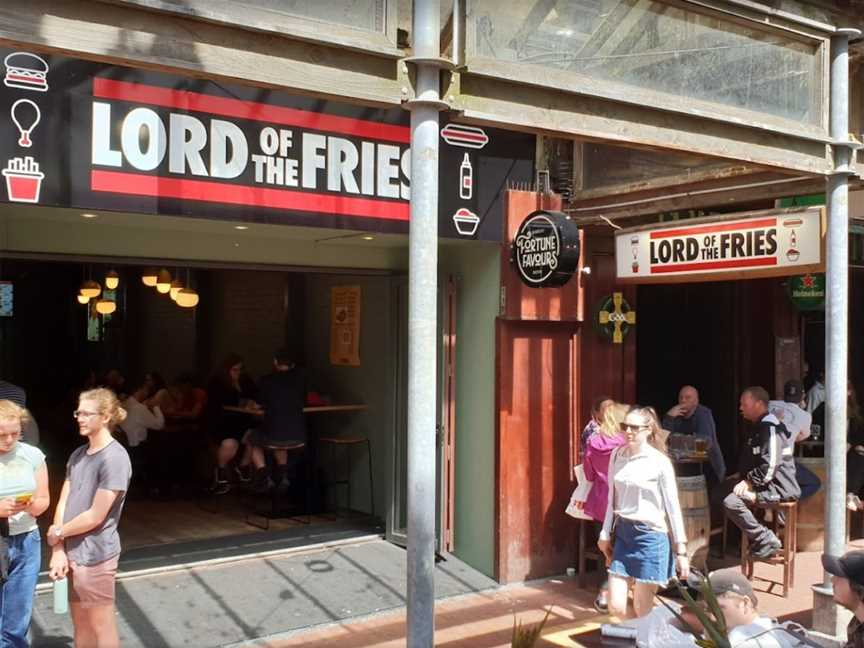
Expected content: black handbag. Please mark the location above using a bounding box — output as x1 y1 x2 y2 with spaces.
0 519 9 584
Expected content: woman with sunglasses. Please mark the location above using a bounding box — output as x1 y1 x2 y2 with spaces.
0 399 49 647
47 388 132 648
597 406 688 619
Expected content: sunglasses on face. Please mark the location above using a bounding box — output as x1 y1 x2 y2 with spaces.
619 422 649 432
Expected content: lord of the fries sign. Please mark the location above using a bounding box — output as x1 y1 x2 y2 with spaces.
0 47 535 240
615 207 825 284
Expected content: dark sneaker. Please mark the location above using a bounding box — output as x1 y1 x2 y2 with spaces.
234 465 252 483
593 589 609 613
212 480 231 496
750 534 782 560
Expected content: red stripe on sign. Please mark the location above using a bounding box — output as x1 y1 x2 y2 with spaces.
650 257 777 274
650 217 777 239
445 132 487 141
92 78 410 144
91 170 410 221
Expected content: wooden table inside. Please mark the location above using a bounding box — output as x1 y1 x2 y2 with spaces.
223 404 367 415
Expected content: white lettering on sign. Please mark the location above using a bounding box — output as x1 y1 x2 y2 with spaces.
90 101 412 200
514 214 561 284
614 208 824 283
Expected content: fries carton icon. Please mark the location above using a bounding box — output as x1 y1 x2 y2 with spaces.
3 157 44 203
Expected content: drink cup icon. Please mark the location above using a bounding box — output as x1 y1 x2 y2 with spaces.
3 157 44 203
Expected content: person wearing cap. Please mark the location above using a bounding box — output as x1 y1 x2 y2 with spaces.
821 551 864 647
680 569 788 647
724 387 800 560
770 379 820 502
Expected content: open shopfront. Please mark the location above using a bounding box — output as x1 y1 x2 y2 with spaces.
0 46 535 569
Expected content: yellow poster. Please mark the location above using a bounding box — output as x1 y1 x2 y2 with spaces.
330 285 361 366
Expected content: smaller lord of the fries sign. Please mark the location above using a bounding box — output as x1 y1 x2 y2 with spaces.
614 207 825 284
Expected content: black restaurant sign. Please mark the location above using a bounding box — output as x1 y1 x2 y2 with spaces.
0 48 534 240
512 210 581 287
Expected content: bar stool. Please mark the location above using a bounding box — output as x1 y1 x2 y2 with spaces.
318 435 374 517
577 519 604 589
740 500 798 597
246 441 309 530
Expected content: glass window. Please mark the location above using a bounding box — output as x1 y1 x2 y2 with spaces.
470 0 823 126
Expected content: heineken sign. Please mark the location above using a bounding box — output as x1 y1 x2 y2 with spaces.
787 273 825 311
512 210 580 287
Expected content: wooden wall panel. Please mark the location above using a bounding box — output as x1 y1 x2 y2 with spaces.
496 319 577 582
577 234 637 438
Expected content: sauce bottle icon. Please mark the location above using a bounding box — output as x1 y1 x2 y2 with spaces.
459 153 473 200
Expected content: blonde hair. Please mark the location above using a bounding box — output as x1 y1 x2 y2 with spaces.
629 406 668 455
598 401 629 438
79 388 127 428
0 399 30 429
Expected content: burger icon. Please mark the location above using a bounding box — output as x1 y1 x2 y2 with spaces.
4 52 49 92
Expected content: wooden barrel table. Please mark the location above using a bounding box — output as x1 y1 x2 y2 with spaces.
676 474 710 571
796 457 827 551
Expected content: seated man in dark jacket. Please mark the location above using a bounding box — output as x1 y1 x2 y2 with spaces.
248 348 307 493
724 386 800 560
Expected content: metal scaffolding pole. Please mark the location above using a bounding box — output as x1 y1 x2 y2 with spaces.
813 26 861 637
405 1 444 645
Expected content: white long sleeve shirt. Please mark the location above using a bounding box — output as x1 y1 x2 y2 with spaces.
120 396 164 447
599 444 687 546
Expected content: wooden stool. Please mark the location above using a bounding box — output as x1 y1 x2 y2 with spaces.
319 436 374 517
246 441 309 530
740 500 798 597
577 518 603 589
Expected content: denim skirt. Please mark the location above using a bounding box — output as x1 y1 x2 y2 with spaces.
608 518 675 585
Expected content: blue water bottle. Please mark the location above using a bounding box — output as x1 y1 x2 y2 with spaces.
53 577 68 615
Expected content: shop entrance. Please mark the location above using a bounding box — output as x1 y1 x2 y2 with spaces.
386 276 457 553
0 255 409 562
636 277 791 473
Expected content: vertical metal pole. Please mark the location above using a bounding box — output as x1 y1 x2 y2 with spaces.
824 30 858 587
805 27 862 639
406 1 442 646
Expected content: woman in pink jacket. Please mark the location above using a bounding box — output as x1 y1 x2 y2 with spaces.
581 401 628 612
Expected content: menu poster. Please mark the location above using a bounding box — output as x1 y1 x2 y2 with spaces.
330 286 361 367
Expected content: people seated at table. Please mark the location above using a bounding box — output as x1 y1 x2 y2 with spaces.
206 354 258 495
163 372 207 421
769 379 820 502
662 385 726 483
247 348 307 495
724 387 800 560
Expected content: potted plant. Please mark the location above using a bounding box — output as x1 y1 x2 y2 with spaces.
656 573 731 648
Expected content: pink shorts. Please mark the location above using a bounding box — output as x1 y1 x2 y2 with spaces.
69 555 120 608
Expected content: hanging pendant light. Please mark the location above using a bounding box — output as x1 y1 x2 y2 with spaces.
76 293 89 304
169 279 184 301
105 269 120 290
155 269 172 294
95 299 116 315
176 288 199 308
141 268 158 286
80 279 101 299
